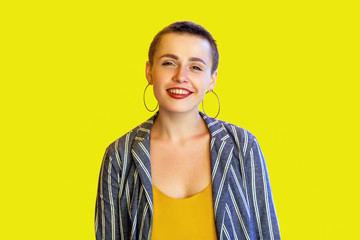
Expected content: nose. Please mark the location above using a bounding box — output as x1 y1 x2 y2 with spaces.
173 64 188 83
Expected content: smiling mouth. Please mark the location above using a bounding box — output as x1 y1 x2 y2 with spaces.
166 88 192 95
166 88 193 99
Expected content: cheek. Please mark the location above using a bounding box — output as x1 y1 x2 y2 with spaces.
152 85 162 103
199 77 213 89
152 69 169 83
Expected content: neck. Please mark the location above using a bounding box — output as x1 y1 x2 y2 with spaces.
151 109 209 143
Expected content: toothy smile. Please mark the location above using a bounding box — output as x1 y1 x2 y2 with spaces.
167 88 192 95
166 88 193 99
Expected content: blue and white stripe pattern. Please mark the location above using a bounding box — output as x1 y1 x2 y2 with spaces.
95 111 280 239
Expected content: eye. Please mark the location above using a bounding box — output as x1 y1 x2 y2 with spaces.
162 61 174 66
191 65 203 71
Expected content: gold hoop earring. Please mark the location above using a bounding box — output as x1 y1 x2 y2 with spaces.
202 90 220 118
143 84 158 112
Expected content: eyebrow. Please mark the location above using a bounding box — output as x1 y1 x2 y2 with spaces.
159 54 207 66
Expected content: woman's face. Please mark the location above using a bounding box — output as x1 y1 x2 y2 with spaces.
146 33 217 115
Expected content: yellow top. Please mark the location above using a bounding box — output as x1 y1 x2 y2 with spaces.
151 183 218 240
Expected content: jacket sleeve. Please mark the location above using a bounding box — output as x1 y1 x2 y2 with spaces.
95 145 121 240
245 136 281 239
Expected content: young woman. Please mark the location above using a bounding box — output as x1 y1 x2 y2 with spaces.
95 21 280 240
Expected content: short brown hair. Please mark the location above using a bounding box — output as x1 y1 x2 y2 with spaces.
148 21 219 75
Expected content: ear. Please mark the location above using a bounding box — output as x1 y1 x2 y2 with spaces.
146 61 153 84
208 70 218 92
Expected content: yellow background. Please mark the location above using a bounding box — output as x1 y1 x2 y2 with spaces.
1 0 359 239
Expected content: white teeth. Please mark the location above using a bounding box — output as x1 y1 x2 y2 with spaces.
168 89 190 95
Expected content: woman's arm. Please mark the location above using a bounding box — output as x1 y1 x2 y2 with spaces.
95 146 121 240
246 136 281 240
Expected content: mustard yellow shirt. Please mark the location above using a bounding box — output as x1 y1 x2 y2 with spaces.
151 183 218 239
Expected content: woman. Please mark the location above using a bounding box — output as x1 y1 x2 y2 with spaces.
95 21 280 240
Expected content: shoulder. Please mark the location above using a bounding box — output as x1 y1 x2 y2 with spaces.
200 111 256 147
106 126 137 156
217 118 256 144
213 118 259 157
104 115 155 160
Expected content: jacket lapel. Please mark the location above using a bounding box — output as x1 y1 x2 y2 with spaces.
130 114 157 219
200 112 235 236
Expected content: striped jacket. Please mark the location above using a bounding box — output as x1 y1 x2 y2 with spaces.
95 111 280 240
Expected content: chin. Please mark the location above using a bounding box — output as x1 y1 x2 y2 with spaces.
159 106 199 114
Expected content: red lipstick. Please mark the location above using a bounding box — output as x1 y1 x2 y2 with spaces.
166 87 193 99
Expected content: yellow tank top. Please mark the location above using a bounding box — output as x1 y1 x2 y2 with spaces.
151 183 218 239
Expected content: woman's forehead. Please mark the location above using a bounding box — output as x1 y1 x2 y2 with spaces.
155 33 212 61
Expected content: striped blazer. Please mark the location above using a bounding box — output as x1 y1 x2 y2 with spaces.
95 111 281 240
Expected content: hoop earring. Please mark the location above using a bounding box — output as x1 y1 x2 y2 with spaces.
202 90 220 119
143 84 158 112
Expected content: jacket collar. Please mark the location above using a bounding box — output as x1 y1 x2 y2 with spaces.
133 111 231 141
131 111 234 227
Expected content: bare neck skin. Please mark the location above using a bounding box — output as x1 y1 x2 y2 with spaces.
150 109 209 143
